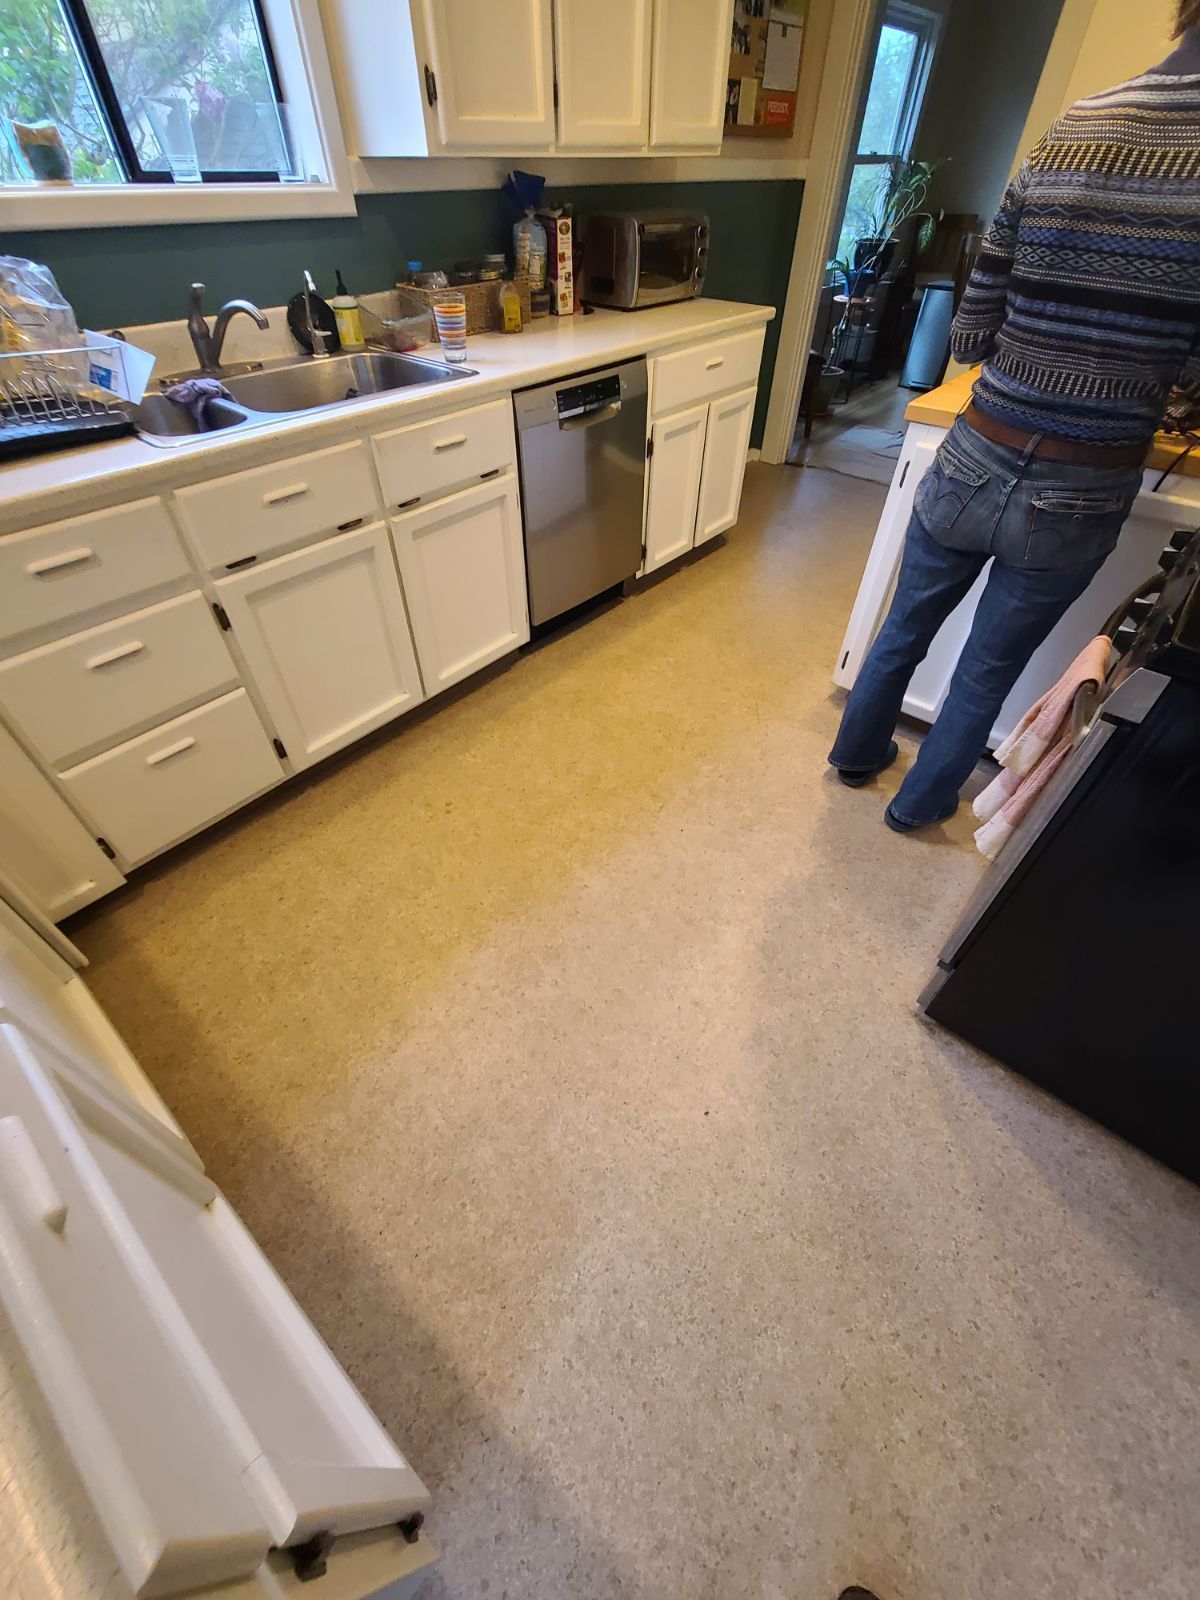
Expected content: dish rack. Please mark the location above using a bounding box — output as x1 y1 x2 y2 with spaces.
0 340 135 461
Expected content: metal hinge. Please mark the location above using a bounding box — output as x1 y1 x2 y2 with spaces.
96 837 116 860
646 437 654 460
212 602 231 631
424 64 437 107
272 737 288 761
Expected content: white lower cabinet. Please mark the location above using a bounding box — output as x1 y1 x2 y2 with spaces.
217 522 425 770
0 722 124 919
60 690 283 868
0 1004 431 1600
390 476 529 693
643 402 709 574
695 385 757 546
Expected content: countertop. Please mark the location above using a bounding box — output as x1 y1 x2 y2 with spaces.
0 300 774 534
905 367 1200 479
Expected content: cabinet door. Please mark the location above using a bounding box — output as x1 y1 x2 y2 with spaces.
695 386 756 546
420 0 556 148
217 523 424 772
650 0 733 148
391 477 529 695
0 722 123 922
555 0 650 148
643 404 709 575
0 1022 429 1594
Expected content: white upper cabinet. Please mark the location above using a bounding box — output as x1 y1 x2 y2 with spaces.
216 523 424 772
651 0 734 149
322 0 732 155
419 0 557 148
555 0 652 149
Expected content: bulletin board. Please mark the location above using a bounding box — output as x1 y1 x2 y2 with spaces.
725 0 809 138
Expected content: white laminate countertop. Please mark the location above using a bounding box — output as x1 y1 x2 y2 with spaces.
0 300 775 534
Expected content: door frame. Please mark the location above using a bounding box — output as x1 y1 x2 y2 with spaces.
760 0 892 464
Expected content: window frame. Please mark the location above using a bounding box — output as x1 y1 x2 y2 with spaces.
1 0 353 228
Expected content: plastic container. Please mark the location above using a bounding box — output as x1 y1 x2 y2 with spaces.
498 281 522 333
330 268 365 352
481 252 507 282
513 210 547 289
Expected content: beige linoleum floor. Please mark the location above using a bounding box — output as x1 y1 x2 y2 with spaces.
72 464 1200 1600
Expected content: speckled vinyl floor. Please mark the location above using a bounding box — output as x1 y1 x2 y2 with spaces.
72 464 1200 1600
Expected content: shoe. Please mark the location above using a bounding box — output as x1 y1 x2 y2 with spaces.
884 799 959 833
835 740 899 788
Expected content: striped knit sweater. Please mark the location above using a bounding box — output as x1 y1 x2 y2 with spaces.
952 45 1200 446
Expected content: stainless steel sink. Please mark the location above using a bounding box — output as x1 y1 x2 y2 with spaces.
133 391 251 441
223 351 475 413
135 350 477 446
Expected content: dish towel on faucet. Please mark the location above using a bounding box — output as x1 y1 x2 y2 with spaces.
972 635 1114 862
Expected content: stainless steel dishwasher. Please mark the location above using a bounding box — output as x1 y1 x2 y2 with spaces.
513 359 648 626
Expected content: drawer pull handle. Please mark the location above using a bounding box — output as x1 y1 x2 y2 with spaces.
86 641 144 671
146 736 196 768
263 483 309 507
0 1118 68 1233
27 547 94 578
433 435 468 452
705 357 724 370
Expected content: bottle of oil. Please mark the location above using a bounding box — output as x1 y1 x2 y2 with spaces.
498 280 522 333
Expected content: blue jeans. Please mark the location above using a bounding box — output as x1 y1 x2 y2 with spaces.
829 416 1142 825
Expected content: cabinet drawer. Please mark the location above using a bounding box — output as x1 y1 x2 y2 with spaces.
174 439 378 571
372 398 516 510
0 592 238 768
61 689 282 867
650 328 765 416
0 498 190 646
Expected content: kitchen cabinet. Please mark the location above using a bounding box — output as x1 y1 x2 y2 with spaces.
644 403 709 575
323 0 731 156
695 385 757 546
555 0 652 149
418 0 556 148
217 522 425 771
391 476 529 694
0 721 124 920
651 0 734 148
0 962 431 1598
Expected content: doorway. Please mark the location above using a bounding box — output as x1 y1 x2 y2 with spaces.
788 0 1067 481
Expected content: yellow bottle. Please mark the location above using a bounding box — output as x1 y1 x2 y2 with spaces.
331 268 365 352
498 280 522 333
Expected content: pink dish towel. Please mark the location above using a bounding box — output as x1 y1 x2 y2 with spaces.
973 635 1114 861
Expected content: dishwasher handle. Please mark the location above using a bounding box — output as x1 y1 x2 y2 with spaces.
559 399 622 432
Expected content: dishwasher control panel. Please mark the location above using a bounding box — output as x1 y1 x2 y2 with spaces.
557 372 622 422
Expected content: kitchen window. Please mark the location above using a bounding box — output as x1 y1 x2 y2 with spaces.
0 0 352 226
834 2 940 264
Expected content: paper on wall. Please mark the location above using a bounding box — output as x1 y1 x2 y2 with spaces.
763 14 804 92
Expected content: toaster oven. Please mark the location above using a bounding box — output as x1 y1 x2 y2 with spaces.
581 210 709 310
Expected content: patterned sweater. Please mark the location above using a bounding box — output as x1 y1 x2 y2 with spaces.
952 51 1200 446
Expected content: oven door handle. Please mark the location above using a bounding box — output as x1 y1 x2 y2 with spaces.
558 400 622 432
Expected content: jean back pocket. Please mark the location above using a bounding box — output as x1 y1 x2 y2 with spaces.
914 443 990 537
1022 482 1138 569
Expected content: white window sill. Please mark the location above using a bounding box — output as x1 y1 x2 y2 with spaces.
3 180 356 231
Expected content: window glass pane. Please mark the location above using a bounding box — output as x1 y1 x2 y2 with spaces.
858 24 918 156
835 162 894 265
83 0 293 178
0 0 122 183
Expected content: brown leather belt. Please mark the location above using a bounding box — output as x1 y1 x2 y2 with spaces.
964 403 1147 468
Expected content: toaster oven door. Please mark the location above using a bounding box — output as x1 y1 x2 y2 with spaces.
634 217 708 306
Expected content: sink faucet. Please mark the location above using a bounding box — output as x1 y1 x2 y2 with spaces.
303 269 334 361
187 282 269 373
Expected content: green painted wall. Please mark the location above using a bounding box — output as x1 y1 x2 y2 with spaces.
7 179 802 445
